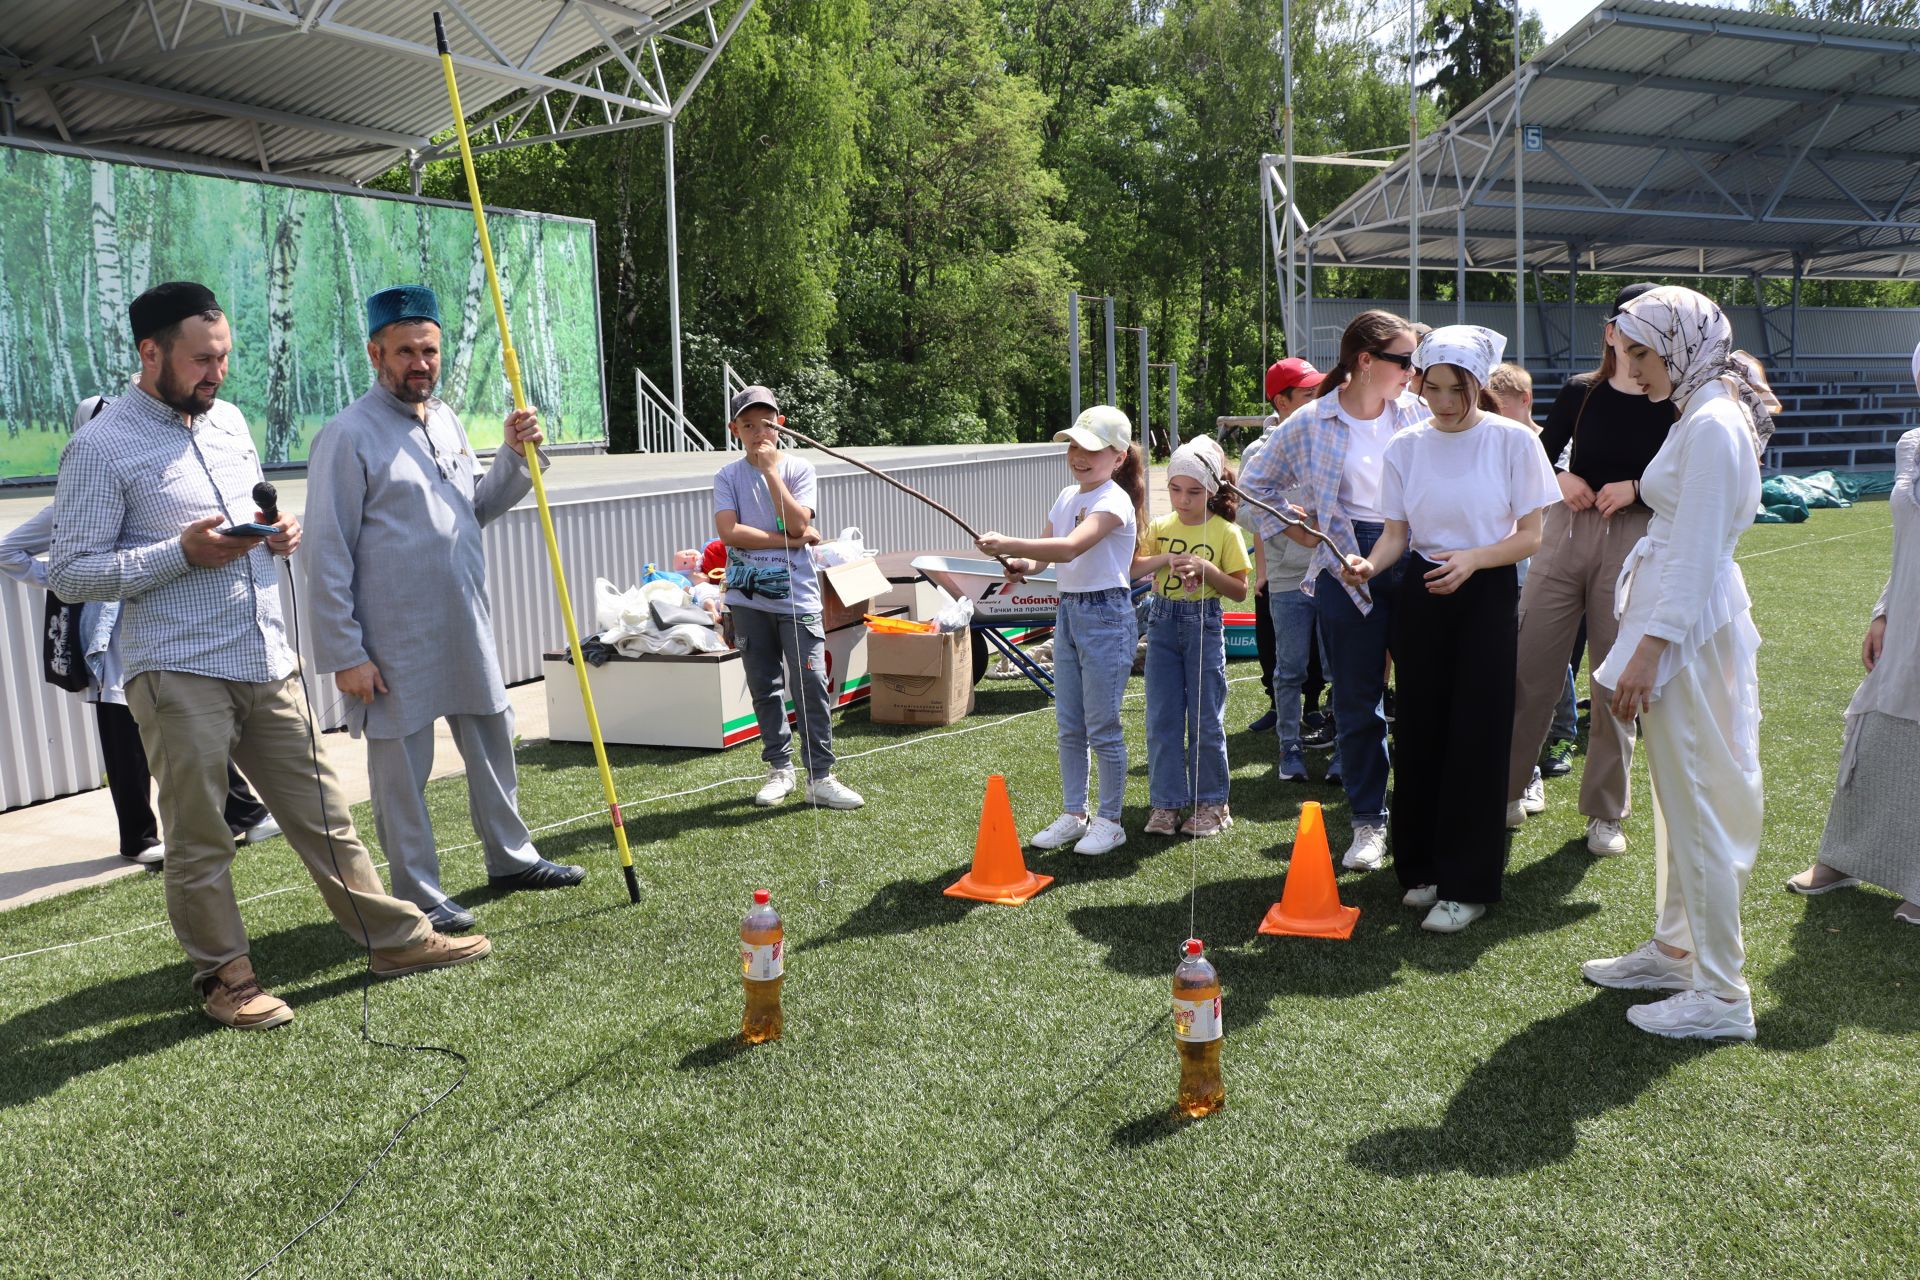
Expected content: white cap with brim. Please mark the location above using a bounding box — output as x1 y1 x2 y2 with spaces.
1055 404 1133 453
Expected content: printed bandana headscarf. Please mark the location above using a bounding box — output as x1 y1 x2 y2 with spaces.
1614 286 1778 451
1168 434 1228 494
1413 325 1506 388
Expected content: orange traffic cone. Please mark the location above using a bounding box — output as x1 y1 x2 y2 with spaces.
1258 801 1360 939
944 774 1054 905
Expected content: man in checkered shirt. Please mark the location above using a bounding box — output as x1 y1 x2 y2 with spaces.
49 281 492 1030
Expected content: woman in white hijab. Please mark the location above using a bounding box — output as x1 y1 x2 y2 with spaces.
1785 342 1920 925
1342 326 1559 934
1583 286 1765 1041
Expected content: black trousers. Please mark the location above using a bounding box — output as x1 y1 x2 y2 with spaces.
1254 585 1327 714
93 701 268 855
1387 558 1518 904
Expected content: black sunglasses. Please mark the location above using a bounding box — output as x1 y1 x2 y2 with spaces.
1367 349 1416 369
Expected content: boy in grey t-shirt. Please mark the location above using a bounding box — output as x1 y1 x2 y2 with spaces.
712 386 864 810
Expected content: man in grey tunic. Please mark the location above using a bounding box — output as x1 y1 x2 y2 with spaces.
302 285 585 931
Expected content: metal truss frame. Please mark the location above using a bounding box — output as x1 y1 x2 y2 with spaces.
1303 6 1920 284
0 0 753 177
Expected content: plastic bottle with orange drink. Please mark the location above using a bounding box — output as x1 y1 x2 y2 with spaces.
741 889 784 1044
1172 937 1224 1117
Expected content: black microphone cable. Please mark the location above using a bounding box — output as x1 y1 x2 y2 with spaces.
243 481 471 1279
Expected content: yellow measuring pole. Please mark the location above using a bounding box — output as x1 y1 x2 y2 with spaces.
434 12 639 903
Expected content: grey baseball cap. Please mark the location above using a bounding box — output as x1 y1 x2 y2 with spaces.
728 385 781 420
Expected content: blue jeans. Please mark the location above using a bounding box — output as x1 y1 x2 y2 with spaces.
1144 596 1229 809
1268 587 1332 754
1054 588 1137 821
1314 521 1408 824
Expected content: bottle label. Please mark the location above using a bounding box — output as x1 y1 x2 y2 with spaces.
742 939 783 981
1173 995 1222 1043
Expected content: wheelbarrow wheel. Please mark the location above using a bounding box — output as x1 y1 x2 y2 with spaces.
971 632 991 685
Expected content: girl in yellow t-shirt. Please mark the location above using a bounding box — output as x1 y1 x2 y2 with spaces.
1134 436 1250 837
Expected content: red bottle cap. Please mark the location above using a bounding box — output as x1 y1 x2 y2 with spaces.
753 889 770 905
1184 938 1203 956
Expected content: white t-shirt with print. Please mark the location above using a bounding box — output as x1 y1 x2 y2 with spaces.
1380 412 1562 560
1335 403 1396 522
1047 479 1137 592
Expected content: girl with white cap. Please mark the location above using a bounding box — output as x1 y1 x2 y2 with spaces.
1582 286 1766 1041
1136 435 1250 838
978 406 1148 856
1343 325 1560 933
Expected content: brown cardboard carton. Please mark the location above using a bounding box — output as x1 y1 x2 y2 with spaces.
867 628 971 726
818 557 891 632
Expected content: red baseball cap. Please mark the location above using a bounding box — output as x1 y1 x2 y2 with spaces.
699 539 728 578
1265 357 1324 400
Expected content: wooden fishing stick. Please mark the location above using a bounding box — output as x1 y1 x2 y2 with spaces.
435 12 639 904
1224 482 1372 606
769 421 1015 573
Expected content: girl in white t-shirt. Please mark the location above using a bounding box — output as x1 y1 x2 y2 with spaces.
1343 326 1560 934
978 405 1147 856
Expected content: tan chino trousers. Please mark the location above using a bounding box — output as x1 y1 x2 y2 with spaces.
1509 502 1651 819
125 670 430 987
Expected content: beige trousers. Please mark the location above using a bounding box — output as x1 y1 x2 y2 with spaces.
1509 502 1651 818
125 671 430 987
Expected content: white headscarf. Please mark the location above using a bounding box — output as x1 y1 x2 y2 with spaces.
1168 434 1228 494
1413 325 1506 387
1910 339 1920 394
1615 285 1777 451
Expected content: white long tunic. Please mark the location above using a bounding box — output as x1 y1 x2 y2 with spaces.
1594 379 1764 769
301 384 543 739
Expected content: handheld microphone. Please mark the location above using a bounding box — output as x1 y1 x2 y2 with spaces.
254 480 279 524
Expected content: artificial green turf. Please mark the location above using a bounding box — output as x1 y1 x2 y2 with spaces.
2 503 1916 1278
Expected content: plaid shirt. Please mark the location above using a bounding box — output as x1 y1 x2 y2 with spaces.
1237 391 1431 613
48 385 295 684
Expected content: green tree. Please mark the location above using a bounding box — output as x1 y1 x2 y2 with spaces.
835 0 1080 443
1422 0 1546 118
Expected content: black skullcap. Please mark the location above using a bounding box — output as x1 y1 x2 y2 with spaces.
129 281 222 343
1608 282 1659 318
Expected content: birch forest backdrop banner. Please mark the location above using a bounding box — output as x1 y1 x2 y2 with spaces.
0 145 606 482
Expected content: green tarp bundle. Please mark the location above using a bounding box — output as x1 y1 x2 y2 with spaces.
1754 470 1892 523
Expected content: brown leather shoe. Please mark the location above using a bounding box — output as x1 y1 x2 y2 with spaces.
202 956 294 1030
371 931 492 978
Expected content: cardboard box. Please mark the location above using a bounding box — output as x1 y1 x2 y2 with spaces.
544 612 892 750
867 628 972 726
818 556 891 632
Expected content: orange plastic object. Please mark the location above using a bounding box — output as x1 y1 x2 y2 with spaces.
863 613 937 634
1257 801 1360 939
944 774 1054 905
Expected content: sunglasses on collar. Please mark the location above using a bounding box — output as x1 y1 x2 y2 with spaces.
1367 349 1416 369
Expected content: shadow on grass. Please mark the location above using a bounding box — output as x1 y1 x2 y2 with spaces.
1346 992 1713 1178
0 920 380 1113
676 1034 760 1071
1070 840 1602 1041
1758 887 1920 1051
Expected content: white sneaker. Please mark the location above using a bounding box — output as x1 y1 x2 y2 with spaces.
242 815 281 845
1421 900 1486 933
1522 770 1547 814
1031 813 1089 850
805 775 865 810
124 842 165 865
1586 818 1627 856
1073 816 1127 856
1342 823 1387 872
1581 940 1693 992
1505 800 1528 829
1401 884 1439 909
1625 990 1756 1041
754 767 797 807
